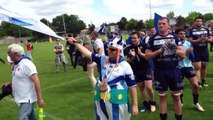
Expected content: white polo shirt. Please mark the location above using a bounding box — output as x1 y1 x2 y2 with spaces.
93 38 105 55
12 58 37 104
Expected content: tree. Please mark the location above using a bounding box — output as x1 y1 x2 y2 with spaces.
0 25 6 37
144 19 154 29
166 11 175 19
202 13 213 22
125 18 137 31
1 22 32 37
52 14 86 35
176 15 186 27
136 20 145 30
185 12 202 23
117 17 127 30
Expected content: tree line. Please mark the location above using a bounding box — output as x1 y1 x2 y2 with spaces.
0 11 212 41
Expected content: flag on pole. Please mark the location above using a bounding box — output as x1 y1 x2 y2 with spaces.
98 23 106 34
0 6 64 40
154 13 162 33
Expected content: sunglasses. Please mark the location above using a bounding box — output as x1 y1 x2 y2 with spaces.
108 48 117 52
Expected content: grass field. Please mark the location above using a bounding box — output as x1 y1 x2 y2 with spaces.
0 40 213 120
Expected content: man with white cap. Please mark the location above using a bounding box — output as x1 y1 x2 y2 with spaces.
68 36 138 120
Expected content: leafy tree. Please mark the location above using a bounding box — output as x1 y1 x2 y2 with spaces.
166 11 175 19
1 22 32 37
185 12 202 23
136 20 145 30
108 22 117 26
125 18 137 31
144 19 154 29
52 14 86 35
202 13 213 22
0 25 6 37
176 15 186 27
117 17 128 30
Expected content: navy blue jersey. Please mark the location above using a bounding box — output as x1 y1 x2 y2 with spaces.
188 27 210 50
126 42 150 71
146 33 182 70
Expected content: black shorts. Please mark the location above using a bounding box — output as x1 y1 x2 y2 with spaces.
134 68 152 83
154 68 184 91
193 50 209 62
180 67 196 79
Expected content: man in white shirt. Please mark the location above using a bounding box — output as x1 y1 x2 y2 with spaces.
91 31 105 75
91 31 105 56
2 44 44 120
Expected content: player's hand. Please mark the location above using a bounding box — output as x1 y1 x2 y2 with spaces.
137 47 142 54
164 39 172 44
99 77 108 92
131 104 139 116
129 49 136 57
158 46 164 54
203 37 209 42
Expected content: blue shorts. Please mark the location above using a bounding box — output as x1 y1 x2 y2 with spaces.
180 67 196 79
134 68 152 82
193 50 209 62
154 68 184 91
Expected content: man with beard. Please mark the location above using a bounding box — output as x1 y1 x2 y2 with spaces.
176 28 204 112
188 17 212 88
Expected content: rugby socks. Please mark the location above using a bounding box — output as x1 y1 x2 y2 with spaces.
193 94 199 105
175 114 182 120
143 101 149 109
201 79 206 84
160 113 167 120
149 100 156 106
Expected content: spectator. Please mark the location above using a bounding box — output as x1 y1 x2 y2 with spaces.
1 44 44 120
54 38 67 73
65 34 75 67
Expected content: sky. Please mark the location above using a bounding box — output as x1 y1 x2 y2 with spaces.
0 0 212 27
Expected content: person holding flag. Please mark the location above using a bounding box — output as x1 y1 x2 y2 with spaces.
68 36 138 120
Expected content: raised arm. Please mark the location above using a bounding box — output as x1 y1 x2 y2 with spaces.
67 37 92 59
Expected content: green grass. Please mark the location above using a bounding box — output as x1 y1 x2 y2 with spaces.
0 41 213 120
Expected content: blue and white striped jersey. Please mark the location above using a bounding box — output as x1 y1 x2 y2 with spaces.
91 53 136 90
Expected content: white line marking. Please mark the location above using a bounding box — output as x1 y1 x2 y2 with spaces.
42 77 87 91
